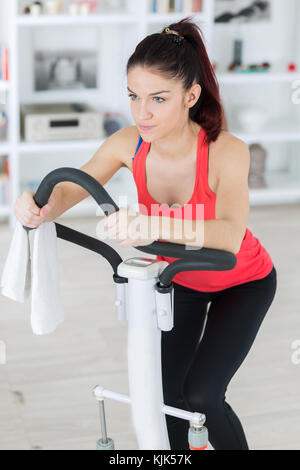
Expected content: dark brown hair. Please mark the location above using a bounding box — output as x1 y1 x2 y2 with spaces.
127 16 225 144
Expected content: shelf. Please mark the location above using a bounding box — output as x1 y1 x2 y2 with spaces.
232 120 300 143
217 71 300 85
21 88 101 104
249 171 300 205
18 139 104 153
16 13 138 26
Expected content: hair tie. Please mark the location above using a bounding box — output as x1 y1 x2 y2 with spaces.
163 27 185 45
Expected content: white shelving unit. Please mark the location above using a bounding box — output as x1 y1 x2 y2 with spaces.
0 0 300 229
213 0 300 207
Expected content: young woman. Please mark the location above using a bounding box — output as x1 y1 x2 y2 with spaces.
15 18 277 450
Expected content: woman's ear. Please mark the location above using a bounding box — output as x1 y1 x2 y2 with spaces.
184 83 201 109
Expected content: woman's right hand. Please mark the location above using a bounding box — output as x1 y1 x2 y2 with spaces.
14 190 55 228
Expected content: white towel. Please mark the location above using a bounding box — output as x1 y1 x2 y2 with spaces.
1 221 64 335
1 220 31 302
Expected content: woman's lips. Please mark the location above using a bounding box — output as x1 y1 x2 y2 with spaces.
139 125 156 131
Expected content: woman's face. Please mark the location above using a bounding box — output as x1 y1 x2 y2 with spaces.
127 66 187 141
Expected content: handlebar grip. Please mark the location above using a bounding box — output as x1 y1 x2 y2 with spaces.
157 252 236 287
34 167 119 213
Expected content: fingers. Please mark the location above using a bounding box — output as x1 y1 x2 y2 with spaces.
31 205 40 215
14 189 57 229
19 211 44 228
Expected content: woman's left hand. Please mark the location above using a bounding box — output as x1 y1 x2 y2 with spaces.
101 207 158 247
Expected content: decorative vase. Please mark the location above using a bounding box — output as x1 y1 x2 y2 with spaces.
248 143 267 188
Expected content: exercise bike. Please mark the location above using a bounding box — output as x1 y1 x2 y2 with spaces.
24 167 237 451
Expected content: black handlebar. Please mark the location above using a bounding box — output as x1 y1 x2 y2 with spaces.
23 167 237 285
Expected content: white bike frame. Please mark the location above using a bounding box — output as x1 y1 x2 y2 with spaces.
93 257 206 450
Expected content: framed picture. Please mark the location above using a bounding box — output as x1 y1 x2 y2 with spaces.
34 49 98 91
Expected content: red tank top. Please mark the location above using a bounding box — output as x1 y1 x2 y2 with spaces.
132 127 274 292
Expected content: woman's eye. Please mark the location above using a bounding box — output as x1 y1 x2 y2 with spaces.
127 94 165 103
127 94 137 100
153 97 165 103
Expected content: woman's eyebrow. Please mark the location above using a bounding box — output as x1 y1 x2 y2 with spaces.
127 87 171 95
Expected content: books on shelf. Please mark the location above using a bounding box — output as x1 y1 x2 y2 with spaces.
150 0 203 14
0 155 10 205
0 45 9 81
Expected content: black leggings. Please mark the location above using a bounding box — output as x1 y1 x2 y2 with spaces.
161 266 277 450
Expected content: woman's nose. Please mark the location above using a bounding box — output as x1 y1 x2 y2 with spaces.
137 103 153 120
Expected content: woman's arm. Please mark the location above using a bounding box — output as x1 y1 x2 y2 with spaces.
44 126 136 221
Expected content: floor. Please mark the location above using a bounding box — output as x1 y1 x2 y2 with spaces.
0 203 299 450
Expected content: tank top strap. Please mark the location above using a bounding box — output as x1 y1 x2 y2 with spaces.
132 136 143 162
197 129 217 201
132 135 149 202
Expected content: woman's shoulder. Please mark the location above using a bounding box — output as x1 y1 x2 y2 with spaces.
115 125 141 170
209 130 250 189
212 130 248 150
210 130 249 165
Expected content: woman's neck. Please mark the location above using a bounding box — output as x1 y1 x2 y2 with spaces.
151 121 201 161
